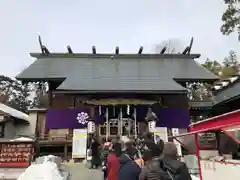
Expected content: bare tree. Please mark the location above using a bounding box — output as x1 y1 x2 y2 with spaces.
154 38 185 54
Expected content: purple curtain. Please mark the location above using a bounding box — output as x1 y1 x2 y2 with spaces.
136 105 148 122
46 107 190 129
94 106 105 125
136 105 190 128
46 108 90 129
156 108 190 128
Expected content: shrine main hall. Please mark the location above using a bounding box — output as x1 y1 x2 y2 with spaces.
16 44 218 142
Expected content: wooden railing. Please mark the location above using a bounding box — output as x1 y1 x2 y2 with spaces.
36 133 73 141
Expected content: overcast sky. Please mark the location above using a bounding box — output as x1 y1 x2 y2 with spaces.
0 0 239 77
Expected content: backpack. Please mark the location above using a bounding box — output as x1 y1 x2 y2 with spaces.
144 159 171 180
145 159 188 180
158 159 191 180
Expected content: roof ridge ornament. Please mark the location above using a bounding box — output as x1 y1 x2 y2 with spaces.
67 45 73 54
35 36 195 56
92 46 96 54
182 37 194 55
115 46 119 54
160 46 167 54
138 46 143 54
38 35 50 55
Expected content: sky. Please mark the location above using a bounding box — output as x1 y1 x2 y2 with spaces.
0 0 239 77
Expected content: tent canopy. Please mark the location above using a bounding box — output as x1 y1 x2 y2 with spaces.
174 109 240 137
190 109 240 132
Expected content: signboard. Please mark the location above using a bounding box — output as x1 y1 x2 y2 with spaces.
172 128 182 157
154 127 168 142
0 143 33 167
198 132 217 149
72 129 87 159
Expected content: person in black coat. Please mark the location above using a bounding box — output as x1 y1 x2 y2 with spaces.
162 142 192 180
91 138 100 168
118 143 141 180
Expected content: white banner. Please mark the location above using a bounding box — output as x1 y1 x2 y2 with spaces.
172 128 182 157
72 129 87 159
154 127 168 142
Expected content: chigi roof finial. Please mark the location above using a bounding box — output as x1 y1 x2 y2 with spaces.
37 34 50 55
67 45 73 54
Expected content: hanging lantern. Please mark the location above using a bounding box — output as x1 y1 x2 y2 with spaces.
145 107 158 133
145 108 158 122
99 105 102 115
87 119 95 133
127 104 130 115
148 121 156 133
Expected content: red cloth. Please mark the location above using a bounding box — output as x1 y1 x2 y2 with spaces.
107 153 119 180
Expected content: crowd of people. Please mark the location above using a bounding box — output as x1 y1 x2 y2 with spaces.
89 132 192 180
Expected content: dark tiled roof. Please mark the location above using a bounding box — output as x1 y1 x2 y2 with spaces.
16 53 218 91
57 78 186 92
213 76 240 104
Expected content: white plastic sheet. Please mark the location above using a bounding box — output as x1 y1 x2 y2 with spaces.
10 137 34 142
191 175 200 180
18 158 63 180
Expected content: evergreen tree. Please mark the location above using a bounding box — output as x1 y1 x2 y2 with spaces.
221 0 240 35
202 50 239 79
202 58 222 76
0 75 32 113
222 50 239 77
30 82 48 108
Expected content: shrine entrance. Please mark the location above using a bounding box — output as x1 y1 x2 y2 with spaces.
99 117 138 139
87 98 156 140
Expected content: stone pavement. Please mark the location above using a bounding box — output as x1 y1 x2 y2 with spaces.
0 168 26 180
64 163 103 180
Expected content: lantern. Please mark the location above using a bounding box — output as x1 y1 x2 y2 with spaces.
145 107 158 133
148 120 156 133
87 119 95 133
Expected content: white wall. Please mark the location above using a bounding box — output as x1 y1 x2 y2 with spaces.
199 150 219 159
14 112 37 137
4 121 16 138
2 112 37 138
201 160 240 180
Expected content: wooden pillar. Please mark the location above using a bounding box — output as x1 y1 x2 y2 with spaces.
192 111 197 123
45 82 53 140
73 96 76 107
35 143 40 158
64 144 68 161
48 82 53 107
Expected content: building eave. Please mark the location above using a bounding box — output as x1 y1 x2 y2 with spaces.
175 78 218 83
15 77 66 83
30 53 201 59
188 100 213 110
28 108 47 113
53 89 188 94
213 94 240 106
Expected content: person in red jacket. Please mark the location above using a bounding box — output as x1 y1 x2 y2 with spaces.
107 142 121 180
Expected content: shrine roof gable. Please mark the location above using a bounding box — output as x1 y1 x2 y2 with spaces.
16 53 218 91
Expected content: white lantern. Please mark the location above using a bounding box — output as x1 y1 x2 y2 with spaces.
148 120 156 133
87 120 95 133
